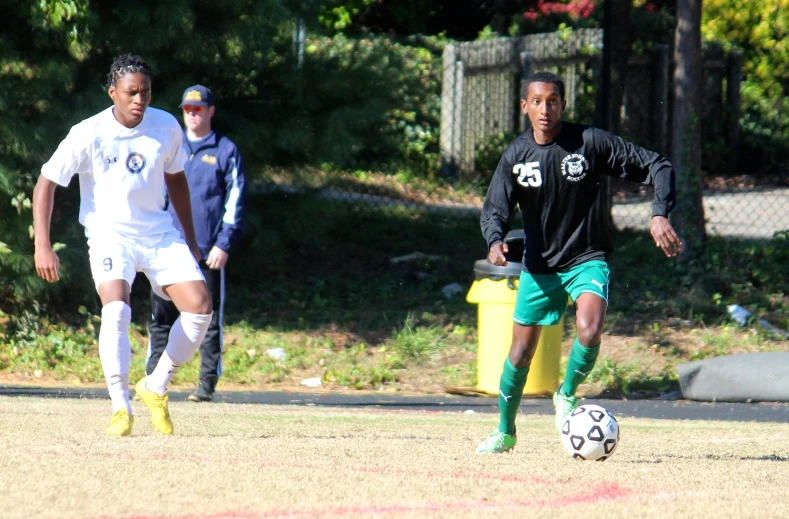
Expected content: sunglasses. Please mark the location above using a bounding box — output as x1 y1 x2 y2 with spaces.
182 105 204 113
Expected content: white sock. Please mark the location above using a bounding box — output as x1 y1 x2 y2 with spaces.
99 301 133 414
147 312 212 396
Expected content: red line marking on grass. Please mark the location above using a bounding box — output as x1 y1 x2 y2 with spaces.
88 482 635 519
352 465 554 485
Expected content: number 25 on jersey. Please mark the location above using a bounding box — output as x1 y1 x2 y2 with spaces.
513 162 542 187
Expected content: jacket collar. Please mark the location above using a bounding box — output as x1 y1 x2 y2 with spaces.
183 128 219 154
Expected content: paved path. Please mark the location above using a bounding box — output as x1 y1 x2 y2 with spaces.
613 187 789 238
257 182 789 239
2 385 788 423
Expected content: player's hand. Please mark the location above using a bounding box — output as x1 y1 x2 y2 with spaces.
205 246 229 270
488 241 509 266
650 216 682 257
34 247 60 282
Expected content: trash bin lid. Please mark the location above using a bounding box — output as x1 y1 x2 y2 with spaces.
473 259 523 280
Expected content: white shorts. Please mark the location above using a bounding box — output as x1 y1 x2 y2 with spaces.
87 231 205 300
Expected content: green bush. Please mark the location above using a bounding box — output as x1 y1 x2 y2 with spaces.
297 34 444 175
473 132 518 179
702 0 789 172
0 1 100 316
0 3 451 316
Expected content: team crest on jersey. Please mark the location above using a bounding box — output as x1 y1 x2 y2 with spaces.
561 153 589 182
125 152 146 174
201 154 217 165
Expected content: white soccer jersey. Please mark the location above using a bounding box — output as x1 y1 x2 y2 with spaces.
41 106 188 238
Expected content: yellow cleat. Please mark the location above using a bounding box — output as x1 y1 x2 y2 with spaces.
135 377 174 435
106 409 134 436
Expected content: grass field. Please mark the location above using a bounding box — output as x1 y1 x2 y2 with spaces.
4 191 789 398
2 396 788 519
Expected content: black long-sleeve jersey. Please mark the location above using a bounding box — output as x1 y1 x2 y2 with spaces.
480 121 676 273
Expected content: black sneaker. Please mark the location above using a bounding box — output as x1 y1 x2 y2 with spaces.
188 382 215 402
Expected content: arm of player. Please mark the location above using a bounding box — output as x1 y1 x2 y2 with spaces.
32 175 60 282
488 242 509 266
593 128 681 257
650 216 682 257
481 152 517 261
593 129 676 213
165 171 202 263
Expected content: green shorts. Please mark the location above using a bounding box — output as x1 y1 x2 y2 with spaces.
513 260 610 326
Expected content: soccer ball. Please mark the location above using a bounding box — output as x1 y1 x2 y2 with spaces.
560 404 619 461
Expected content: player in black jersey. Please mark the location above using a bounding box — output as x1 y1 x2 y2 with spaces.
476 71 682 454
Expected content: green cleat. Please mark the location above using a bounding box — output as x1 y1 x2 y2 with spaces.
476 430 517 454
553 391 578 432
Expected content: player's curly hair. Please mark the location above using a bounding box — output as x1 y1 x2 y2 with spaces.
106 54 152 88
521 71 565 101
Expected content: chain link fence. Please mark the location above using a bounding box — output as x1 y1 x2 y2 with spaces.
437 31 789 240
254 29 788 241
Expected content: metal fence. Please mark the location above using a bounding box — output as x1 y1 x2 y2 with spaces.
257 29 789 241
439 30 743 174
434 30 789 239
441 29 605 174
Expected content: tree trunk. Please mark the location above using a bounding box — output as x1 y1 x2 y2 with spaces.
671 0 707 259
598 0 634 230
606 0 633 136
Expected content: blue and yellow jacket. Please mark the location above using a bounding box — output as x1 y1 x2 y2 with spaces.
168 130 247 258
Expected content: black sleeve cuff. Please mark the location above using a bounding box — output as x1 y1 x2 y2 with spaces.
651 203 669 218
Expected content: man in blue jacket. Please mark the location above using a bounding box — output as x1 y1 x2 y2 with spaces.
146 84 247 402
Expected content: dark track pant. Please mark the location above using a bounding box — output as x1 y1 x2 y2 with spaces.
146 263 224 384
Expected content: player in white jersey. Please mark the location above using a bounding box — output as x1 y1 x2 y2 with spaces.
32 54 214 436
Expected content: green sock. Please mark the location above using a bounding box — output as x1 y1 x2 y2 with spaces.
559 338 600 396
497 358 529 435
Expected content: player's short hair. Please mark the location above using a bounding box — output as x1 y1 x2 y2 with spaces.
521 71 565 101
107 54 152 88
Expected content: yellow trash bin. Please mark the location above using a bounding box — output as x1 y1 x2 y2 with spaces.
466 260 563 397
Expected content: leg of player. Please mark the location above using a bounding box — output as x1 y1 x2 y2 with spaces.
476 323 542 454
137 281 212 434
553 292 606 431
97 280 134 437
146 290 180 376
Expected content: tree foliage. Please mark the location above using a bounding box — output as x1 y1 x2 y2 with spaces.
0 1 95 312
315 0 523 39
702 0 789 171
0 1 444 317
2 0 786 320
317 0 378 33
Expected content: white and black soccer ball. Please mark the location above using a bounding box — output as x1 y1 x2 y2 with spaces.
560 404 619 461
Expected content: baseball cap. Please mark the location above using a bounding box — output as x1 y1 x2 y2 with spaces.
179 85 215 107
